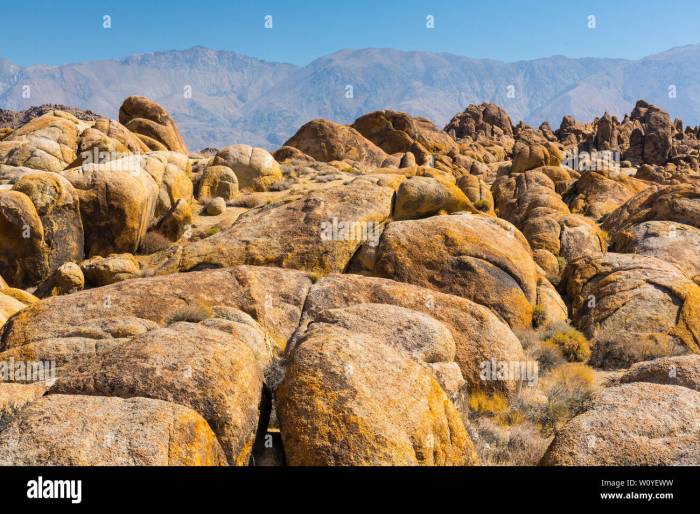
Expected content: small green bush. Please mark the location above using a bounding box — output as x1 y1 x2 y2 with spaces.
474 199 491 212
531 305 546 328
204 226 221 238
556 255 567 273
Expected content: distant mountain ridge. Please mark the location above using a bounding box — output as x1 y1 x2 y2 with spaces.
2 45 700 150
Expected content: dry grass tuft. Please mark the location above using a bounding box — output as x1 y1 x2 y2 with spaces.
468 391 509 416
166 303 213 324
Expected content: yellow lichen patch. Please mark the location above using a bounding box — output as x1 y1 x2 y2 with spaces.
168 407 228 466
671 282 700 354
0 288 40 306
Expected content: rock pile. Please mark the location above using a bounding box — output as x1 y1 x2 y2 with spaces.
1 95 698 466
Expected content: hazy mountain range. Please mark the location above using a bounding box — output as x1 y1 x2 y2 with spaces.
2 45 700 150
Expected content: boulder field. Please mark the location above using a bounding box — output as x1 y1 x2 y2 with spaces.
0 97 699 466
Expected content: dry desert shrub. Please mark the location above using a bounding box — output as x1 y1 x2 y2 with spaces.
516 326 565 372
589 335 688 369
469 417 552 466
531 304 547 328
532 339 567 372
469 326 597 463
536 363 595 434
525 322 592 363
467 389 550 465
543 325 592 362
138 231 172 255
514 327 540 351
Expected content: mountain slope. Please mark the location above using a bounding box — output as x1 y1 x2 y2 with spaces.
2 45 700 149
0 47 297 149
240 50 629 145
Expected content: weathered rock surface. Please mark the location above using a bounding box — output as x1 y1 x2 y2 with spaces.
610 221 700 282
619 354 700 391
283 119 388 167
176 181 393 275
0 190 49 287
0 287 38 307
61 159 158 256
602 184 700 233
511 141 563 174
58 152 192 252
138 152 193 224
0 383 46 421
211 145 282 192
0 394 226 465
299 273 526 396
566 169 649 220
541 383 700 465
564 252 700 368
118 96 188 153
456 174 494 214
444 103 514 140
623 100 674 165
49 323 263 465
197 165 239 201
0 104 100 131
373 213 541 330
352 110 458 157
77 117 149 158
317 301 452 356
394 175 475 220
80 253 141 287
35 262 84 298
0 266 312 358
0 291 28 327
12 172 84 274
277 324 478 465
0 111 84 172
494 167 605 275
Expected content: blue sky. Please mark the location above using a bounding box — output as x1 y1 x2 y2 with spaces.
2 0 700 66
